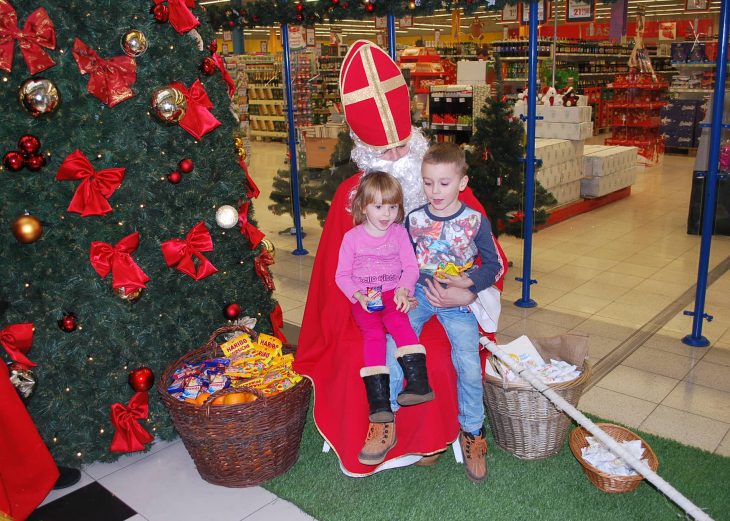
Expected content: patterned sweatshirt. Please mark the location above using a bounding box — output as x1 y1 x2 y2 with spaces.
406 203 505 294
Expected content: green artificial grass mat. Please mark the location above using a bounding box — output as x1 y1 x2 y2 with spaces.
262 404 730 521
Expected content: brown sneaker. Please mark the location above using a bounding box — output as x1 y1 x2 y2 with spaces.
459 427 488 483
358 422 397 465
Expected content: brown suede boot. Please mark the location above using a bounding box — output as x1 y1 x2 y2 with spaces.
358 421 397 466
459 427 488 483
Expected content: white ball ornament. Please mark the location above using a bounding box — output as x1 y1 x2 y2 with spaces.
215 205 239 229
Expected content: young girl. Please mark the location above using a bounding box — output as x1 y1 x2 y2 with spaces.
335 171 434 466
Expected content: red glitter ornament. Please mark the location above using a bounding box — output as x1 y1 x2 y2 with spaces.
25 154 46 172
178 159 194 174
167 171 182 184
3 151 24 172
128 367 155 392
296 2 304 12
366 2 374 12
207 40 218 53
58 313 77 333
200 57 216 75
151 3 169 23
223 303 241 320
18 135 41 156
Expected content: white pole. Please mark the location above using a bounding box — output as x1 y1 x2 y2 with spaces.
488 345 714 521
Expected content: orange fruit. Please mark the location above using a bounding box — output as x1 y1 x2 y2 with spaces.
194 392 211 405
223 392 257 405
211 395 226 405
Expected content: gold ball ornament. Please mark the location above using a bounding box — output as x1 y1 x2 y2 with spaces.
234 137 243 149
260 238 275 260
121 30 149 57
149 86 187 125
114 286 144 302
19 78 61 117
12 214 43 244
408 1 416 9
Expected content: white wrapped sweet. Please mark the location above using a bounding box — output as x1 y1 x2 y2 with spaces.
581 437 648 476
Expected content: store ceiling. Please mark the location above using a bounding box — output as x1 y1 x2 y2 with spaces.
201 0 723 39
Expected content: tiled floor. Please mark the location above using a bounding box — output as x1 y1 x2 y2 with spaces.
37 138 730 520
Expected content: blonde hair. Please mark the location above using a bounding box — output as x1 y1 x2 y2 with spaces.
351 171 405 226
422 142 467 177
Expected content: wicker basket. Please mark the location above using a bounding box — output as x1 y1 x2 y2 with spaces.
157 325 312 487
483 355 592 460
569 424 659 493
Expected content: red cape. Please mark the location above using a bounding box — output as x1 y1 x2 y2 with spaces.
293 173 507 476
0 362 58 520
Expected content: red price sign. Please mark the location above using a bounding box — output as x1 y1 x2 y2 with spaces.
566 0 595 24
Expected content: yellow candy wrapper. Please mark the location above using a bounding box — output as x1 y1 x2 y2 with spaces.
434 261 473 279
220 333 256 361
256 333 283 355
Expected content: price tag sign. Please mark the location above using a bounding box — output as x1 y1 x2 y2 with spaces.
444 125 452 130
459 97 465 103
520 0 549 26
446 97 453 102
434 97 441 102
565 0 595 24
457 125 463 130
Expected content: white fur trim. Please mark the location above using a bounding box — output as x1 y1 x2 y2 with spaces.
394 344 426 358
360 365 390 377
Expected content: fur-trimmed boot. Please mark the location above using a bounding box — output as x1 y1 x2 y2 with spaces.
395 345 434 406
360 366 394 423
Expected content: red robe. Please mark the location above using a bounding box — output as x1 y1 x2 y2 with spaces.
0 362 58 520
293 173 507 476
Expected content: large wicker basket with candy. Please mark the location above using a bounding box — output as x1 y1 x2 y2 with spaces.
157 325 311 487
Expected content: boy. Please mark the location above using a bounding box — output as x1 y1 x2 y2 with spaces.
405 142 504 483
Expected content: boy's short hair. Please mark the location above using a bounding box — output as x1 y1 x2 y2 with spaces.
351 171 405 226
422 142 467 177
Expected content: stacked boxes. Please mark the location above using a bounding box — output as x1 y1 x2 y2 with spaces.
513 104 594 141
533 138 585 205
660 100 699 148
581 145 638 197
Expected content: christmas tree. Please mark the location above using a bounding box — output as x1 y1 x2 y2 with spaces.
268 129 358 226
467 55 556 238
0 0 279 466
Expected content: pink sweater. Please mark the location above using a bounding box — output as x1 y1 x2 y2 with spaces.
335 224 419 303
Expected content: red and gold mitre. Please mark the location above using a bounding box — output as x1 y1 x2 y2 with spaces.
339 40 411 150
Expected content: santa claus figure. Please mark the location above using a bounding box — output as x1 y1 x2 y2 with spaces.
293 41 507 477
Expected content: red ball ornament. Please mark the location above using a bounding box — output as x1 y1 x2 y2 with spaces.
58 313 77 333
25 154 46 172
178 159 194 174
296 2 304 12
167 171 182 184
151 3 169 23
207 40 218 53
252 15 258 22
3 151 24 172
200 57 217 75
366 2 374 12
128 366 155 392
332 0 339 4
223 303 241 320
228 20 235 27
296 13 303 21
18 135 40 156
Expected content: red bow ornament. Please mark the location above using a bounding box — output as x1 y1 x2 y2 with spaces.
56 150 125 217
72 38 137 107
0 0 56 74
161 221 218 280
170 79 221 140
211 52 236 98
154 0 200 34
238 201 265 249
110 391 154 452
1 323 35 368
255 249 275 292
90 232 150 294
240 159 260 199
270 303 287 343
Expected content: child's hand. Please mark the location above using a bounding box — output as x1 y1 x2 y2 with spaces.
354 291 373 313
394 287 411 313
437 273 474 289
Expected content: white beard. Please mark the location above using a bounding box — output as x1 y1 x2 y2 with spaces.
349 128 430 215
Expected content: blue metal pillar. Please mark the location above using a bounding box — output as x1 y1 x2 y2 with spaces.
232 27 244 54
682 0 729 346
514 1 540 309
282 22 308 256
387 15 397 60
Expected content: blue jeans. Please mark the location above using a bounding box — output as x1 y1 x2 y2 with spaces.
386 284 484 432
